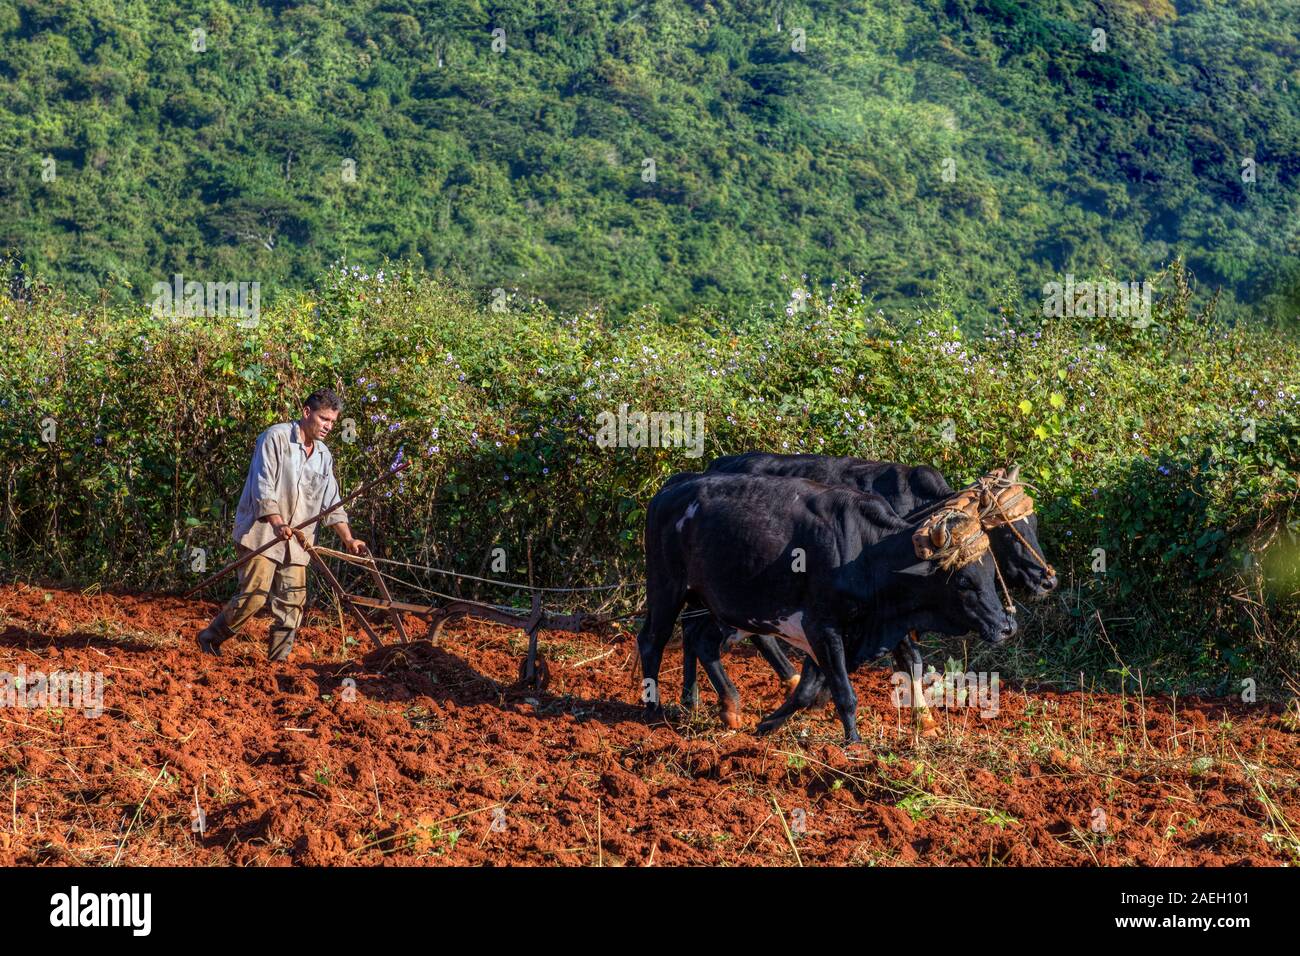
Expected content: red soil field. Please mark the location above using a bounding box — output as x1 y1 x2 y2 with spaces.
0 582 1297 866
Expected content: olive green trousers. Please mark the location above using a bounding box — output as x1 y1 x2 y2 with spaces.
200 547 308 660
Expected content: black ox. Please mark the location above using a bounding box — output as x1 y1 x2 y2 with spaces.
636 471 1017 743
680 454 1055 724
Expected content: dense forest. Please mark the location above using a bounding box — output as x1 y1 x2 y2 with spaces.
2 0 1300 320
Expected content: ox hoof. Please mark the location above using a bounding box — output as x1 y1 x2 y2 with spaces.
755 718 783 737
719 701 743 730
782 674 801 693
913 709 940 737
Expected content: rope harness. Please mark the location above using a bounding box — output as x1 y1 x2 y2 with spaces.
909 471 1044 615
971 467 1056 581
910 495 1015 614
911 506 989 571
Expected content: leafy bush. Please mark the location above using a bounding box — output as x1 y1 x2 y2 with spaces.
2 259 1298 696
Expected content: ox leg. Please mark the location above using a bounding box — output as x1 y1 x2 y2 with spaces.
893 631 937 735
812 669 833 709
755 660 826 735
679 611 712 710
636 588 686 718
694 631 742 729
681 637 699 710
809 625 860 744
750 634 800 694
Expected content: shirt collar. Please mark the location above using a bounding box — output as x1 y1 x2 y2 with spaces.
290 421 315 456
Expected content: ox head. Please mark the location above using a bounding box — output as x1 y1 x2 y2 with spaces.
975 466 1057 598
898 504 1018 645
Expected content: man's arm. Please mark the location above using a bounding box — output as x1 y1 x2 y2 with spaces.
331 521 367 556
321 456 366 555
253 430 293 540
253 430 282 518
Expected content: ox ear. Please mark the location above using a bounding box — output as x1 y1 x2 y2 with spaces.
896 560 937 577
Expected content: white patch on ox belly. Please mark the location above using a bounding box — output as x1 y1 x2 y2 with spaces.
675 500 700 533
752 612 819 665
724 628 751 648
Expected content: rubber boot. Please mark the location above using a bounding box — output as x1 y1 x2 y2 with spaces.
267 626 297 662
196 613 235 657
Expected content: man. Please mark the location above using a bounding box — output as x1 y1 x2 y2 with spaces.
196 389 368 661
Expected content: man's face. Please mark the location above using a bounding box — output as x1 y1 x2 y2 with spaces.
301 405 339 442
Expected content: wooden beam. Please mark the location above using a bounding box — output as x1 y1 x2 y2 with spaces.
347 594 435 616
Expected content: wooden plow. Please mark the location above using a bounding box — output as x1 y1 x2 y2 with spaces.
186 458 632 688
320 544 628 689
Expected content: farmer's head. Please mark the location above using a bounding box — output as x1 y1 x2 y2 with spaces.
300 389 343 441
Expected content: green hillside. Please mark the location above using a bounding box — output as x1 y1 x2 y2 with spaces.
3 0 1300 319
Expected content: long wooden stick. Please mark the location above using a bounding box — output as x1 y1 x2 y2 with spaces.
183 460 410 599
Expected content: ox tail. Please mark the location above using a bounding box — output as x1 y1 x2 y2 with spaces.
630 650 643 689
626 608 644 689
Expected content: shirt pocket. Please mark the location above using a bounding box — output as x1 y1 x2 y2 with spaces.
302 468 327 504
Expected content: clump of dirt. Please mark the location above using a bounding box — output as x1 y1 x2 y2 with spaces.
0 582 1297 866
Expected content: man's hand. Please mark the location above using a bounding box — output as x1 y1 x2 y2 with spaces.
265 515 293 541
333 521 367 557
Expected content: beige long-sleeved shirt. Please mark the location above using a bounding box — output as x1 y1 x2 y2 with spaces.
232 422 347 566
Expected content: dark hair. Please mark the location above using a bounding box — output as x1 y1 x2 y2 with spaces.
303 389 342 413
